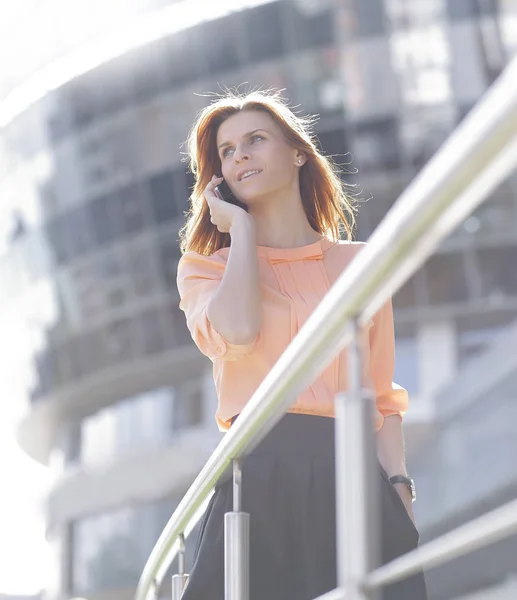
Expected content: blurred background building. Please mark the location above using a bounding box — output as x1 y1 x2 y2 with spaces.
0 0 516 599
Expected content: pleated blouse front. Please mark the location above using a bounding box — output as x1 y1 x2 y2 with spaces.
177 237 408 431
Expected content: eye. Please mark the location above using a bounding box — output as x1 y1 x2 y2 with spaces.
222 147 234 158
250 134 264 143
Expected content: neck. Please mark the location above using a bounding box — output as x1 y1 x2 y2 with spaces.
249 189 322 249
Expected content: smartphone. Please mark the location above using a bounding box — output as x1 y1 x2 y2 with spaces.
214 179 248 212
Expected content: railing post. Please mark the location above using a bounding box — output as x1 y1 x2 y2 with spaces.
224 458 250 600
171 533 189 600
335 318 379 599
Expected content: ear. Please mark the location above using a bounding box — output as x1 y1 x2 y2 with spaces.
294 152 306 167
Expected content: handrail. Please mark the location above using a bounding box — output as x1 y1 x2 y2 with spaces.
313 497 517 599
135 55 517 600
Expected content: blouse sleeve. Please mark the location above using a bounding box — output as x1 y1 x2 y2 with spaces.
368 297 409 420
176 251 259 361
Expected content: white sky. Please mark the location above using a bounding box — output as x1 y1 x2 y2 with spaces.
0 417 52 594
0 0 272 594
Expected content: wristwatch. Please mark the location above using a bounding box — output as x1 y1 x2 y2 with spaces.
389 474 416 503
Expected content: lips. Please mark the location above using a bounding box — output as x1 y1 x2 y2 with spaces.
237 169 262 182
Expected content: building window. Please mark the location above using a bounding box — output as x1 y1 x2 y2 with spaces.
353 0 388 37
113 182 152 236
476 246 517 299
125 238 162 298
72 498 175 593
89 192 119 246
103 317 137 364
173 383 204 431
457 324 506 365
67 205 96 259
199 17 240 74
46 215 74 266
393 278 417 310
159 29 203 86
173 167 195 216
156 230 181 290
316 128 348 159
393 336 419 394
446 0 498 21
352 117 401 172
80 388 175 468
138 308 166 356
423 253 470 305
149 170 179 224
287 4 334 50
246 3 286 63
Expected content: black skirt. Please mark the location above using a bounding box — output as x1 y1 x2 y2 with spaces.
182 414 428 600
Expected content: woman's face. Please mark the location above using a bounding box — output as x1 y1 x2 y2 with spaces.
216 110 304 206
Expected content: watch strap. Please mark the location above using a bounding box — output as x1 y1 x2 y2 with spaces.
389 474 416 502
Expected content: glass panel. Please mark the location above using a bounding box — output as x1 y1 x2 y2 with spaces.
72 497 179 594
174 385 204 430
158 29 203 86
156 231 181 291
199 17 240 74
72 329 108 379
457 323 508 365
137 103 177 175
173 167 195 217
149 170 180 224
89 192 119 246
246 3 285 63
129 40 171 103
67 205 96 259
103 318 136 364
352 0 387 36
125 238 162 298
316 128 348 158
139 308 166 355
91 55 134 117
393 336 419 394
114 181 152 236
393 278 417 310
288 5 334 50
447 0 497 20
46 215 74 266
476 246 517 299
352 117 401 172
33 348 59 398
166 301 192 347
424 253 470 304
292 49 342 115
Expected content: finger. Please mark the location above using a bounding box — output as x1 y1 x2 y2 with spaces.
206 175 223 191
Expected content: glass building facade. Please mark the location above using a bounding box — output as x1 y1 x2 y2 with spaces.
1 1 516 598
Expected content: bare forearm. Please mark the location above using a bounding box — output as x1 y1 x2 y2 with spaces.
206 214 261 344
376 415 416 518
376 415 407 478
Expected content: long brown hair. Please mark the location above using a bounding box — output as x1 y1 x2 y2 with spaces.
179 89 357 255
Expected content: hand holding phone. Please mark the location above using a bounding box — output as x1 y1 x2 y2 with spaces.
214 179 248 212
205 175 252 234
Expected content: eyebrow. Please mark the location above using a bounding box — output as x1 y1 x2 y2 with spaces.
218 129 268 151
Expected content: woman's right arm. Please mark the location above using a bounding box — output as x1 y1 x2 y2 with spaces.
206 212 262 345
177 175 261 359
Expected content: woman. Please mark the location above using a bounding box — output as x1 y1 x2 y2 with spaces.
176 90 428 600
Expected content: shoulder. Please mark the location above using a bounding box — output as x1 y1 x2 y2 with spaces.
177 249 228 280
331 240 367 257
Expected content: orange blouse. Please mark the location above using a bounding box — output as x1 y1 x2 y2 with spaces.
177 237 408 431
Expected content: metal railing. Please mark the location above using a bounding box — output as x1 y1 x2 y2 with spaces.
136 55 517 600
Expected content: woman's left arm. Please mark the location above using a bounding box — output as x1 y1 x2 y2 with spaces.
368 297 415 523
376 415 415 523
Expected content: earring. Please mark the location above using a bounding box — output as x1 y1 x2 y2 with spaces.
298 158 303 164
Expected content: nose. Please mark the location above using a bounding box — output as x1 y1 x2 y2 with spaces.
233 144 250 163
